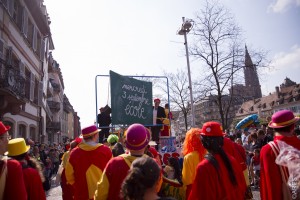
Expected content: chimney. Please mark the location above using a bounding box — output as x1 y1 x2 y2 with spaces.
275 86 280 98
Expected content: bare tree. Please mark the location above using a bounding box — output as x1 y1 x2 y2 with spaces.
189 0 269 129
157 69 192 131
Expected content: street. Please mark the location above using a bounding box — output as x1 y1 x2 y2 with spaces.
46 177 62 200
46 177 261 200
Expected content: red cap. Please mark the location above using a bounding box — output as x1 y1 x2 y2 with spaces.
0 122 10 136
74 137 83 144
200 121 225 137
148 146 158 157
154 98 160 103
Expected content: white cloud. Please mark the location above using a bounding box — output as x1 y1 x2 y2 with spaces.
268 0 300 13
261 45 300 95
271 45 300 70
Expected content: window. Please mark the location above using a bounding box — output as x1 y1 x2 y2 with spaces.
12 0 19 22
25 68 30 99
30 127 36 142
27 20 34 45
18 124 26 138
34 78 38 104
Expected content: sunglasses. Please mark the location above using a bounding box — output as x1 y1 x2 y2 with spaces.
0 135 11 140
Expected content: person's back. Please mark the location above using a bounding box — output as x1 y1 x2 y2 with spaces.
1 158 28 200
190 154 246 200
94 123 150 200
189 122 246 200
260 110 300 200
0 122 27 200
181 128 206 197
65 125 112 200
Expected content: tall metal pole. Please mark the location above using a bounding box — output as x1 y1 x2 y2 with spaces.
182 17 195 127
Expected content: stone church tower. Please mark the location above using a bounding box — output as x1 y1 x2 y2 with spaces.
244 46 262 98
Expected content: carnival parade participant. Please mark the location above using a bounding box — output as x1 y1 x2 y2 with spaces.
260 110 300 200
189 121 246 200
60 137 82 200
151 98 166 148
121 157 173 200
6 138 46 200
65 125 112 200
94 123 150 200
161 103 173 137
97 107 111 143
0 121 27 200
181 128 207 198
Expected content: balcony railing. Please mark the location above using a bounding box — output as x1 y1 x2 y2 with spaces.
0 65 26 99
50 82 61 93
47 100 61 112
46 122 61 131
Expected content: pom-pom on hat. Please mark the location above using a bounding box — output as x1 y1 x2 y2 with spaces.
0 121 10 136
81 125 100 139
107 134 119 144
200 121 225 137
6 138 30 156
74 137 83 144
268 110 299 128
125 123 149 151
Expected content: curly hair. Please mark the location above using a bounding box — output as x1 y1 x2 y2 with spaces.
182 128 206 160
121 157 160 200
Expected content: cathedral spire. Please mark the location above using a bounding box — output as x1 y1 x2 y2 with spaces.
244 45 262 98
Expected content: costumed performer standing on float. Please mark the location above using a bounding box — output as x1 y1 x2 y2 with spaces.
151 98 166 149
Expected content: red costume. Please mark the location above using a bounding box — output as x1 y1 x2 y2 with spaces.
22 165 46 200
94 154 148 200
224 137 247 171
65 143 112 200
61 151 74 200
260 135 300 200
188 154 246 200
1 159 27 200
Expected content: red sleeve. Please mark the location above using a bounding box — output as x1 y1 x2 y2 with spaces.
260 144 283 200
4 160 27 200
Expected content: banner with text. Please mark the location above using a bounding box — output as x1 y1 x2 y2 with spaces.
110 70 153 125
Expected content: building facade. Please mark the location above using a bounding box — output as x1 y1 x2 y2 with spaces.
0 0 80 144
235 78 300 126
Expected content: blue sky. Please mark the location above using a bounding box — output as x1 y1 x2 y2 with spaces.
44 0 300 127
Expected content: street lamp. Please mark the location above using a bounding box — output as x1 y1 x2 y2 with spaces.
177 17 195 127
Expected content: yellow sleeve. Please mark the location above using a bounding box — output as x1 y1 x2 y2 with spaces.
182 152 199 186
94 171 110 200
65 160 75 185
61 151 70 167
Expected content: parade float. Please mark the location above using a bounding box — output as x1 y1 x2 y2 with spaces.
95 71 185 199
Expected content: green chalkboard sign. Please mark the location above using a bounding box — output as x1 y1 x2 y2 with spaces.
110 71 153 125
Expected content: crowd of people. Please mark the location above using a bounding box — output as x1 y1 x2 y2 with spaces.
0 108 300 200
